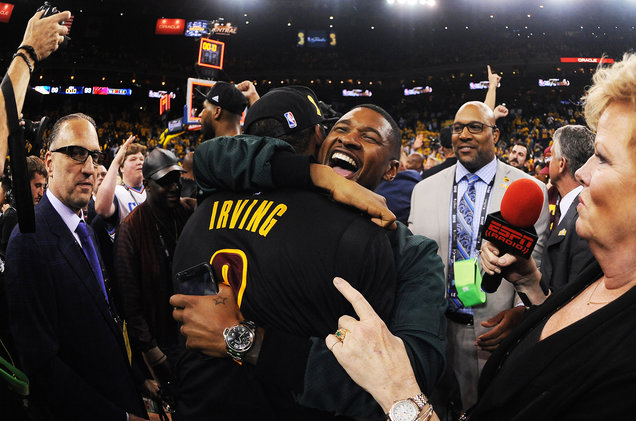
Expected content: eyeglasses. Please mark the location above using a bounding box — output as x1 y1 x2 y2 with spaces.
51 145 105 166
451 122 497 134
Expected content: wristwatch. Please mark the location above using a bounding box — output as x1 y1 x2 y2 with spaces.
387 393 429 421
223 320 256 362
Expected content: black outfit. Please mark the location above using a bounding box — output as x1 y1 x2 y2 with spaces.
0 207 26 420
540 194 596 291
90 214 117 300
469 261 636 420
173 188 397 419
175 189 395 335
115 201 192 355
0 206 17 256
420 157 457 179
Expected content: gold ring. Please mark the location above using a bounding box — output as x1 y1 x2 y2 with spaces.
335 328 349 342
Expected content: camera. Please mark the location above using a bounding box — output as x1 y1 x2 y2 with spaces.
38 1 59 18
22 116 50 157
38 2 71 47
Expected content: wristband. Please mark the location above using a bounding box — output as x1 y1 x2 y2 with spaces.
12 52 33 74
17 45 38 63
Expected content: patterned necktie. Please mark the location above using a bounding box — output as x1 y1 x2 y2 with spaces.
448 174 480 313
76 221 109 303
456 174 479 260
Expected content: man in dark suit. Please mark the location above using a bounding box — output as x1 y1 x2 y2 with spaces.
543 125 596 290
5 113 148 420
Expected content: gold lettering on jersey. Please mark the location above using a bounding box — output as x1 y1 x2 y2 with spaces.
238 200 258 230
259 204 287 236
229 199 248 229
209 201 219 230
208 199 287 237
216 200 233 229
246 201 273 232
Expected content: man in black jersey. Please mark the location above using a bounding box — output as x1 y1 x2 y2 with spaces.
171 87 400 419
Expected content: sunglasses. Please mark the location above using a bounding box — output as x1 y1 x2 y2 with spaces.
51 145 105 166
155 171 182 188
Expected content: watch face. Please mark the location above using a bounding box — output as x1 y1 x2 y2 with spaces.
225 325 254 352
389 399 419 421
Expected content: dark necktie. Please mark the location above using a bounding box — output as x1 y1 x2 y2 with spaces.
75 220 109 303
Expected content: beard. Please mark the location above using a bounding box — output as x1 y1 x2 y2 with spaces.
201 118 215 140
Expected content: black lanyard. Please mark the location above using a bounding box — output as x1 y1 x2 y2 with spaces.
121 184 142 207
450 172 495 265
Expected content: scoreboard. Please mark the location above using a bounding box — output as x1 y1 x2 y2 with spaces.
197 37 225 69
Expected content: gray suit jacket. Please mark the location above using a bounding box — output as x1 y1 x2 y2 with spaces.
409 160 549 368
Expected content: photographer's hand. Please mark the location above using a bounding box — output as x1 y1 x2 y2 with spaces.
0 10 71 174
21 10 71 61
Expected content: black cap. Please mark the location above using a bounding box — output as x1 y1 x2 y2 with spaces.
244 86 325 137
440 126 452 149
201 81 248 115
142 148 185 181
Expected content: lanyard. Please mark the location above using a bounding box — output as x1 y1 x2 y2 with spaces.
450 172 495 266
121 183 142 207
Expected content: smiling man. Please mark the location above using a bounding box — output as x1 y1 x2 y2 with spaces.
114 147 192 395
5 113 147 420
409 101 549 418
318 104 401 190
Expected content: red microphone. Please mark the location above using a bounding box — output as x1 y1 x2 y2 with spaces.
480 178 544 293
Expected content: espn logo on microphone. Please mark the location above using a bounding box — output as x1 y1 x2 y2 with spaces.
483 213 537 259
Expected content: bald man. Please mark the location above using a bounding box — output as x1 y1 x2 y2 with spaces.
409 101 549 418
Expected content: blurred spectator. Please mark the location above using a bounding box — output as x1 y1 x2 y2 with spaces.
180 152 197 199
533 161 549 184
406 152 424 174
421 127 456 179
507 143 529 172
86 164 107 224
26 155 47 206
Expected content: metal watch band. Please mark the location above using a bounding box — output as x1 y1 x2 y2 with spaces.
411 393 428 409
225 320 256 362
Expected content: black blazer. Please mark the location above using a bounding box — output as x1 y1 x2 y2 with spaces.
540 194 596 291
470 261 636 420
5 194 146 421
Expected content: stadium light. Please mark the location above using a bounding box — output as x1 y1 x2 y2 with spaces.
387 0 435 6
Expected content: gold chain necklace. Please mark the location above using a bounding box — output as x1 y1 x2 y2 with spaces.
587 278 612 306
